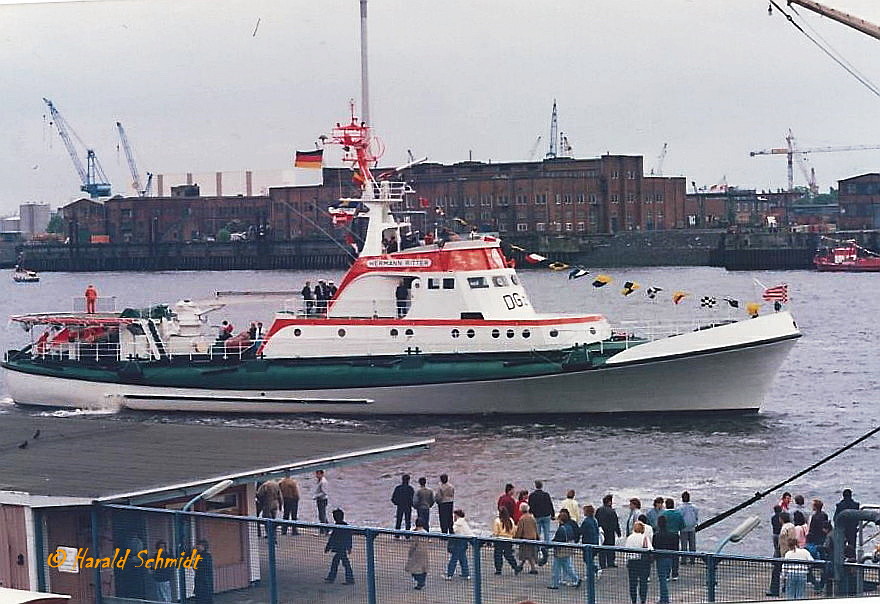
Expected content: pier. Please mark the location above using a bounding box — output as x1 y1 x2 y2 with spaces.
90 505 878 604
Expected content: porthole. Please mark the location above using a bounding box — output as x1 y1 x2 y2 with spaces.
589 327 596 335
390 328 399 337
549 329 559 338
405 329 414 336
466 328 475 338
491 329 500 338
510 275 519 285
522 329 531 339
506 329 515 338
293 328 302 337
337 328 346 337
451 329 460 338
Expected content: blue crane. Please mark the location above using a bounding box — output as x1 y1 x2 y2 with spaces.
116 121 152 197
42 97 111 198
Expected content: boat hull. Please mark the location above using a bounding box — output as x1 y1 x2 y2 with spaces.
4 335 798 415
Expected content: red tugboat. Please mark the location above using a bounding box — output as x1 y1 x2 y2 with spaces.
814 240 880 272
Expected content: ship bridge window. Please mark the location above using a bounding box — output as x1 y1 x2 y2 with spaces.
467 277 489 289
492 276 509 287
443 278 456 289
428 278 440 290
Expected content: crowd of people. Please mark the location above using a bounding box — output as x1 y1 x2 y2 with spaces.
255 471 866 599
384 475 705 595
300 280 337 316
766 489 864 599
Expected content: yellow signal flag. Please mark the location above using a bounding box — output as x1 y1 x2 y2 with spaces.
548 261 570 271
672 291 689 305
621 281 641 296
592 274 613 288
746 302 762 317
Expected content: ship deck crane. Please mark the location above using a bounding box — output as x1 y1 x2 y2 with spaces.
42 98 111 199
116 121 152 197
750 129 880 193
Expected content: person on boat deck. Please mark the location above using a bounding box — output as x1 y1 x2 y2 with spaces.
301 280 314 315
386 236 398 253
218 320 233 341
328 281 338 297
248 322 258 340
315 280 329 315
84 284 98 313
395 280 410 318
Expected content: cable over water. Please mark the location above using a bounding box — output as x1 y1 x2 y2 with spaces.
696 423 880 532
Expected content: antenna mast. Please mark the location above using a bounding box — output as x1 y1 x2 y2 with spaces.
360 0 371 126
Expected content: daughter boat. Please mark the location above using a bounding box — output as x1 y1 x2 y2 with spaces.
2 109 801 414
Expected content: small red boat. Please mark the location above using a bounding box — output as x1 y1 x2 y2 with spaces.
814 242 880 272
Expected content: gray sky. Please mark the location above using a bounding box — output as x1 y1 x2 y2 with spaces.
3 0 880 215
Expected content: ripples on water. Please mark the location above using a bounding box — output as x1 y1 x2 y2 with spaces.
1 267 877 554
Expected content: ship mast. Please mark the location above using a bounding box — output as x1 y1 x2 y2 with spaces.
360 0 371 126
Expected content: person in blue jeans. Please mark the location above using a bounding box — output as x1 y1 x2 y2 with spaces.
528 480 555 565
548 509 580 590
445 509 472 579
653 516 679 604
580 504 601 575
324 509 355 585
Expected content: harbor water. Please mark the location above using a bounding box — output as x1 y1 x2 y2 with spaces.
1 266 877 556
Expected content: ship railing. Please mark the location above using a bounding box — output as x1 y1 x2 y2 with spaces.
366 179 412 202
615 317 740 344
70 296 117 313
28 339 261 363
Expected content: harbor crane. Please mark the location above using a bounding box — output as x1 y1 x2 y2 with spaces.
43 98 111 198
116 121 153 197
750 129 880 193
546 100 559 159
651 142 668 176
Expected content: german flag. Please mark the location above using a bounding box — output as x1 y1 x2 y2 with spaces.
592 274 612 288
621 281 640 296
294 149 323 169
672 291 689 305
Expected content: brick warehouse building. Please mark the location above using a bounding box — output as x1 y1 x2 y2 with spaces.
838 173 880 230
59 156 686 243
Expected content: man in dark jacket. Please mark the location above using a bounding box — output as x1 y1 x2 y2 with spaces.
413 477 435 531
193 539 214 603
324 508 355 584
391 474 415 534
834 489 861 550
580 504 601 573
653 516 679 604
528 480 555 565
595 494 621 569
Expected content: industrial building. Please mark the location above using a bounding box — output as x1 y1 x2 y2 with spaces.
59 156 688 244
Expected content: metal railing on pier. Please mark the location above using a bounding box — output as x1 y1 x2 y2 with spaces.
37 504 880 604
